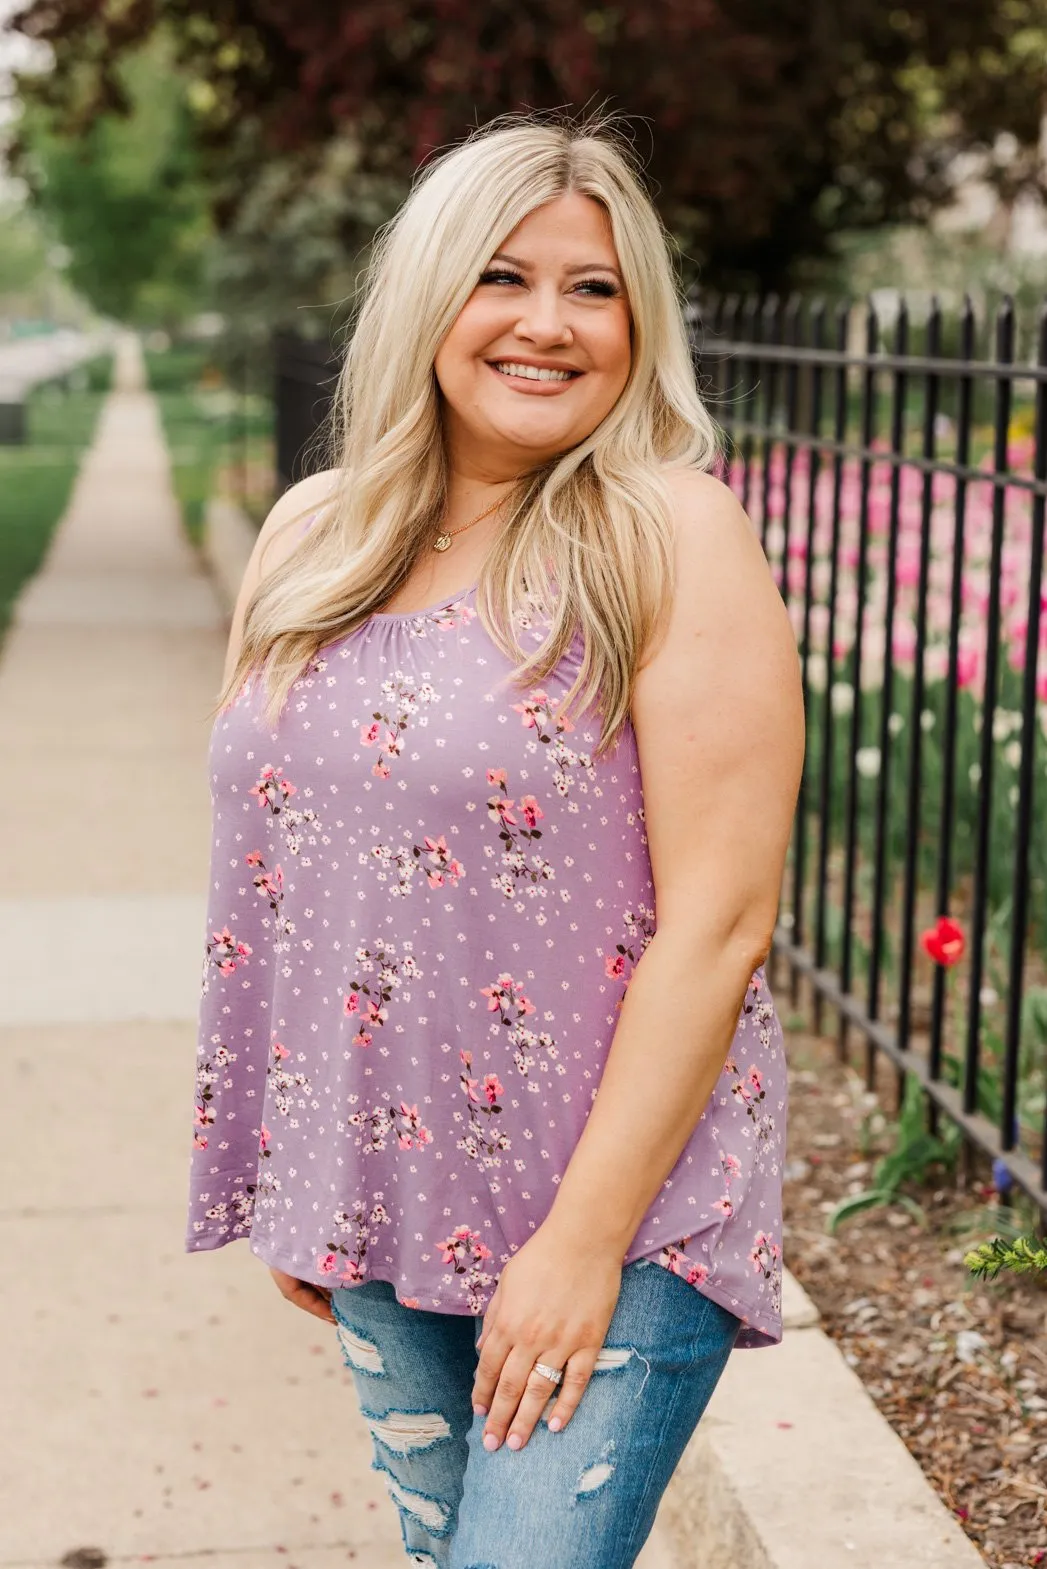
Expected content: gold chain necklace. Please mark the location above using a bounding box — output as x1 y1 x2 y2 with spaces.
432 494 507 552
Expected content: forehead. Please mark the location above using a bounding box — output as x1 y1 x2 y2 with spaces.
494 192 619 264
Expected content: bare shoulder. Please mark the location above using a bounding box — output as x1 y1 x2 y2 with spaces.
660 463 766 574
646 462 787 656
219 467 341 690
253 467 342 582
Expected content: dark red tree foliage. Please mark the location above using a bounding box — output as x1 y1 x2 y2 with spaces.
8 0 1045 289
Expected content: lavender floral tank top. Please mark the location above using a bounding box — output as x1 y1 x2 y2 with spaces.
185 535 786 1349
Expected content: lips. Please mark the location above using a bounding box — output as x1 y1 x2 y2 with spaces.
487 360 582 392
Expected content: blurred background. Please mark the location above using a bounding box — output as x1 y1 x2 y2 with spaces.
2 5 1046 1567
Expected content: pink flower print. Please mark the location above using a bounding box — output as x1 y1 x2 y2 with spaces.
481 974 535 1016
317 1252 339 1275
361 673 438 778
511 691 549 729
192 1132 208 1150
436 1224 493 1268
748 1066 763 1095
272 1041 290 1062
435 1225 496 1310
711 1196 733 1217
245 850 263 867
480 973 556 1079
345 941 417 1040
395 1102 433 1151
721 1152 742 1181
750 1232 782 1282
322 1197 390 1283
259 1122 271 1154
686 1262 710 1287
249 763 297 809
421 834 466 888
459 1049 481 1103
402 1296 420 1308
485 768 554 899
606 906 655 995
487 793 518 827
206 926 253 978
519 795 544 829
457 1049 510 1165
193 1104 214 1128
248 766 319 855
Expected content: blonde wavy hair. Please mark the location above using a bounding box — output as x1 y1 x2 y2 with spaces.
221 110 721 756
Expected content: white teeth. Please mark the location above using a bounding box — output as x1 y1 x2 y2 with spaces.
492 362 574 382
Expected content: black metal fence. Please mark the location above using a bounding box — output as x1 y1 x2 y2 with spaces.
273 331 340 490
691 290 1047 1216
271 297 1047 1217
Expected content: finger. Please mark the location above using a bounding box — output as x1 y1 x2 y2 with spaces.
471 1326 510 1415
541 1347 598 1433
287 1279 336 1323
480 1347 548 1450
500 1355 574 1451
475 1284 501 1355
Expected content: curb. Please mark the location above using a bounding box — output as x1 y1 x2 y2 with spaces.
658 1268 985 1567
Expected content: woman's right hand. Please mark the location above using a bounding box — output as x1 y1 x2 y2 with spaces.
269 1265 337 1324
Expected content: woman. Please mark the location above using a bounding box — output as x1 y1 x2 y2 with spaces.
186 113 803 1568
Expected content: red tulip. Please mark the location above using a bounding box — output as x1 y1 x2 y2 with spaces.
920 916 965 967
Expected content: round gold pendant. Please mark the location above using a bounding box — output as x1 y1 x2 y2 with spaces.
433 533 452 552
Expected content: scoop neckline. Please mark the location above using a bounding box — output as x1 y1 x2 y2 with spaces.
369 583 478 620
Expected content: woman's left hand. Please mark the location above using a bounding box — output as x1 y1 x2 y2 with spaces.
472 1221 623 1452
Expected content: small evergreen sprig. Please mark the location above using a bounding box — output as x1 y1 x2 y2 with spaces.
965 1235 1047 1281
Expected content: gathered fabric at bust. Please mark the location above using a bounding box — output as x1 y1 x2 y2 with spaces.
185 551 787 1349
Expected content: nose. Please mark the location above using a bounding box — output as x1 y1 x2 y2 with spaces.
512 284 573 348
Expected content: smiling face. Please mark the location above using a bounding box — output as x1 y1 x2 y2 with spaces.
434 191 633 477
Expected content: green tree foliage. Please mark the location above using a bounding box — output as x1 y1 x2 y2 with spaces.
11 29 212 324
6 1 1046 291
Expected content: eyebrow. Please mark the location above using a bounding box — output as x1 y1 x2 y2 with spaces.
490 251 623 282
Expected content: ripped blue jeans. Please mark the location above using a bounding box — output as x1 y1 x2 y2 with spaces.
329 1256 740 1569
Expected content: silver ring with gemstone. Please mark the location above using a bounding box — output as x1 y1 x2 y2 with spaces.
533 1360 563 1385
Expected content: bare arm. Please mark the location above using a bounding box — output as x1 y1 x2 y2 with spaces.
545 469 805 1254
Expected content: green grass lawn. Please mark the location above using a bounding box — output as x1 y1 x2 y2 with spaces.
0 354 113 636
145 343 275 544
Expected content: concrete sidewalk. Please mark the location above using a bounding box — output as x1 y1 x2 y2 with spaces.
0 334 673 1568
0 335 418 1568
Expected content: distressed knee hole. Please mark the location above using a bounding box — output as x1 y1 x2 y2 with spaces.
335 1321 386 1376
408 1554 440 1566
593 1345 632 1373
379 1469 450 1534
365 1408 451 1455
574 1439 616 1501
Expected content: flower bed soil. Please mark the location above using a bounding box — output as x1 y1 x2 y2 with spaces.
782 1025 1047 1568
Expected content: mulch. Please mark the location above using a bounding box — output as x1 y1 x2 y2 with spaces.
782 1024 1047 1569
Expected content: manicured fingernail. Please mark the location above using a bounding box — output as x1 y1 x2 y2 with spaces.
548 1416 562 1432
507 1433 522 1450
483 1432 499 1451
472 1403 488 1415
